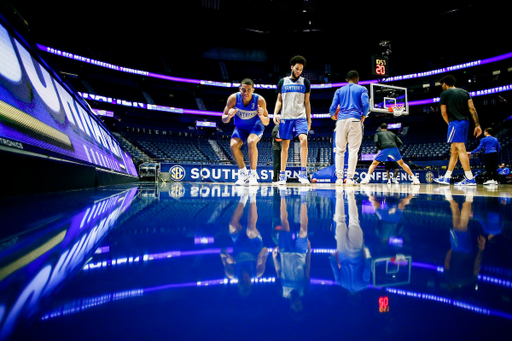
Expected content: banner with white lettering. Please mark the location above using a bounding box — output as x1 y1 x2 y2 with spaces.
0 21 137 177
161 163 301 183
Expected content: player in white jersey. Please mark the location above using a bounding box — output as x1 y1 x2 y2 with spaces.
222 78 269 185
273 55 312 185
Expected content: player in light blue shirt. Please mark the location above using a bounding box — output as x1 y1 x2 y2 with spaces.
222 78 269 185
329 70 370 185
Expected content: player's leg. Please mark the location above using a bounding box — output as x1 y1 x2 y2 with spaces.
397 158 420 184
334 119 348 184
295 118 310 184
436 121 460 184
452 120 475 186
345 120 363 184
360 160 381 184
298 134 309 184
231 129 250 185
247 126 264 185
393 167 399 183
361 149 388 184
230 137 245 169
278 120 294 184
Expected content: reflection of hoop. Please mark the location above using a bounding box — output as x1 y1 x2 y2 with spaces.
390 104 405 117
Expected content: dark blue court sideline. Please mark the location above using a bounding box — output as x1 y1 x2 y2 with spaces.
1 183 510 341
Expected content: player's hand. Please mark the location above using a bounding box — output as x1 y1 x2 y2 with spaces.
474 125 482 137
228 108 238 118
467 152 471 155
257 105 264 117
273 115 281 125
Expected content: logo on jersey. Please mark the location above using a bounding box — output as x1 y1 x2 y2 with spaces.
236 110 257 119
169 165 186 181
426 171 434 184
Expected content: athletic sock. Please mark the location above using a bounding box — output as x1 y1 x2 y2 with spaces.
445 171 452 179
464 171 474 180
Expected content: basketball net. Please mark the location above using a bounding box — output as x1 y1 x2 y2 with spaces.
389 104 405 117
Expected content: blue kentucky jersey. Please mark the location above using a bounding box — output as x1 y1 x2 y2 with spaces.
234 93 262 129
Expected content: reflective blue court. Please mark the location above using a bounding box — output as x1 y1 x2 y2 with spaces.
1 183 511 340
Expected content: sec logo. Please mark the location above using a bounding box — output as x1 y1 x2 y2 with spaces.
426 171 434 184
169 165 186 182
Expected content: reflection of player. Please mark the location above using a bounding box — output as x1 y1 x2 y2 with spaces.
367 192 413 244
467 127 501 185
329 70 370 185
274 55 312 185
330 188 371 294
272 189 311 316
222 78 270 185
220 189 268 296
442 188 486 289
434 75 482 186
360 123 420 185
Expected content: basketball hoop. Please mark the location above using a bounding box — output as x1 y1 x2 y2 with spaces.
388 104 405 117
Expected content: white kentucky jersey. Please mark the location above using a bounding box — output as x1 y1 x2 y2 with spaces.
234 93 262 129
281 77 307 119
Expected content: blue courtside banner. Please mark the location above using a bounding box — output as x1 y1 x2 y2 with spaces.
161 163 302 183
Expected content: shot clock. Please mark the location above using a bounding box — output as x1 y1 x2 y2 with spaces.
372 55 390 77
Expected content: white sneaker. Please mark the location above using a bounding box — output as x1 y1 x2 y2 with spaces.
387 179 392 184
335 179 344 186
249 172 258 186
345 178 356 186
412 177 420 185
298 173 310 185
483 179 498 185
392 177 399 184
360 177 370 185
276 173 287 185
235 170 249 185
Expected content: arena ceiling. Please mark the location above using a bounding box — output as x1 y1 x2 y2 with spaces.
1 0 507 77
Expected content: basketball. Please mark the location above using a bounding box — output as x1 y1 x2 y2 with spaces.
312 178 317 183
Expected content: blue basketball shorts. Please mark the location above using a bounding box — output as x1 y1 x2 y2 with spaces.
278 118 308 140
232 124 264 143
447 119 469 144
375 147 402 163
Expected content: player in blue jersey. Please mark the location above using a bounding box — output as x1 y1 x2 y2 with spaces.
273 55 312 185
329 70 370 185
222 78 269 185
468 127 501 185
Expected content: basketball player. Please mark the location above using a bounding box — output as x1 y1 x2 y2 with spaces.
467 127 501 185
273 55 312 185
222 78 269 185
434 75 482 186
329 70 369 185
360 123 420 184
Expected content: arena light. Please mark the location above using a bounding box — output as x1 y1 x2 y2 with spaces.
36 43 512 89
